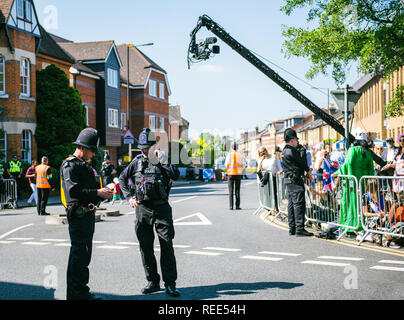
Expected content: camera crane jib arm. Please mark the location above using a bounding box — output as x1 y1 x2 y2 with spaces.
187 14 385 167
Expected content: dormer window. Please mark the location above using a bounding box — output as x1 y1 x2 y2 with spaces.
17 0 32 22
149 80 157 97
107 68 118 88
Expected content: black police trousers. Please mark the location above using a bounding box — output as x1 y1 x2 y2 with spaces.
286 183 306 233
228 175 241 209
66 208 95 300
37 188 49 215
135 202 177 287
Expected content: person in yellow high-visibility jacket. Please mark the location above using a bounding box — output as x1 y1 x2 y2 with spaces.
225 143 245 210
36 156 55 216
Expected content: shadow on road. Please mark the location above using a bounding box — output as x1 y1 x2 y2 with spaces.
0 281 302 300
96 281 304 300
0 281 55 300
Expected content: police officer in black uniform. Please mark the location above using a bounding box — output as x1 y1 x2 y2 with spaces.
60 128 113 300
101 154 117 187
119 128 180 297
281 128 313 237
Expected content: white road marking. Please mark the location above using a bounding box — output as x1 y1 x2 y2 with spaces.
318 256 364 261
92 241 107 244
174 213 212 226
0 224 34 240
97 245 129 250
173 245 191 248
22 242 51 246
7 237 34 241
116 242 139 246
55 243 71 247
370 266 404 272
185 251 222 256
0 241 16 244
203 247 241 252
171 196 197 204
41 239 69 242
378 260 404 265
302 260 351 267
259 251 301 257
241 255 283 262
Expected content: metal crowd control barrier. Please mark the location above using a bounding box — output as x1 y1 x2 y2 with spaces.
305 173 361 240
359 176 404 246
276 172 288 217
272 172 361 241
0 179 18 210
254 171 275 217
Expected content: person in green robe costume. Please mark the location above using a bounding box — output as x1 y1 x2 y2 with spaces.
334 134 374 232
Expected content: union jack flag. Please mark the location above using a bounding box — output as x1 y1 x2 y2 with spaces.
323 158 339 192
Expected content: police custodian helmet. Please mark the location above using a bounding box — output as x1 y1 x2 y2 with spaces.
73 128 100 152
138 128 156 150
284 128 298 142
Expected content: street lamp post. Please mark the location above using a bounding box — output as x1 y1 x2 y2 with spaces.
126 42 154 160
330 85 362 151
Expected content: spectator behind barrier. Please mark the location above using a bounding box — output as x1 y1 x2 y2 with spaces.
382 133 404 197
333 133 374 232
257 147 282 185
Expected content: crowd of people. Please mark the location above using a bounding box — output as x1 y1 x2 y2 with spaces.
256 131 404 246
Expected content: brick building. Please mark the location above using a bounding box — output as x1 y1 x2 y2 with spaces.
117 44 171 158
0 0 41 163
1 0 176 165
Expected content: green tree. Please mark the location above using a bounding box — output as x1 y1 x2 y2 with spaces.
281 0 404 115
36 64 86 182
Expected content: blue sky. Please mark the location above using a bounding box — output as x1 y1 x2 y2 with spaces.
35 0 360 140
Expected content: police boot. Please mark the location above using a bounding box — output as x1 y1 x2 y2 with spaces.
296 229 313 237
165 284 180 297
141 282 161 294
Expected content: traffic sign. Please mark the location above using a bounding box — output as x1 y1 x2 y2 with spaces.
123 129 135 145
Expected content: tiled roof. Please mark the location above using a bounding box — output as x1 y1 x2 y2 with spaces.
0 0 13 24
59 40 115 62
38 25 75 64
117 44 166 87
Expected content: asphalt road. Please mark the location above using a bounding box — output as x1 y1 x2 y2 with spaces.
0 179 403 301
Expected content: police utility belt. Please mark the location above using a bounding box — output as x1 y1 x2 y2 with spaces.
285 171 304 185
69 202 97 218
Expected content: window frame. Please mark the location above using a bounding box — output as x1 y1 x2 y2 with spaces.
17 0 24 18
160 117 165 131
20 58 30 97
21 130 31 163
84 105 89 126
159 83 165 100
120 112 127 130
0 130 7 163
0 56 5 95
107 68 118 88
108 108 119 128
149 79 157 97
149 115 158 130
24 0 32 21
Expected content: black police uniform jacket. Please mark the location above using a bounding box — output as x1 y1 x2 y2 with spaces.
61 155 102 208
101 162 115 185
119 155 179 205
281 145 309 186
